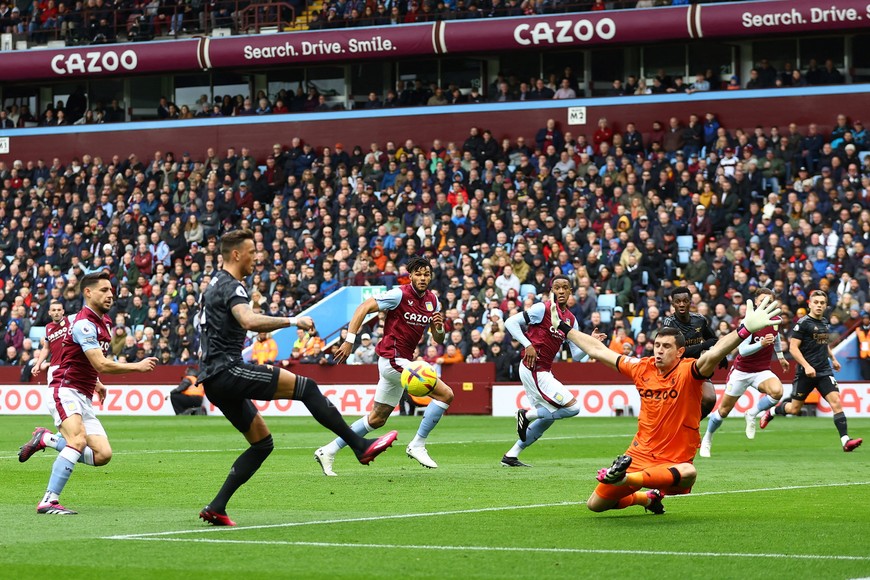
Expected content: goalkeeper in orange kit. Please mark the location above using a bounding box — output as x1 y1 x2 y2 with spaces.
551 296 782 515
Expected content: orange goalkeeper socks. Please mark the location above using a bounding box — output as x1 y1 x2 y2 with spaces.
615 491 649 510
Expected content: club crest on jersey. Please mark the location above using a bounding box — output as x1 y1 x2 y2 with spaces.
425 301 434 312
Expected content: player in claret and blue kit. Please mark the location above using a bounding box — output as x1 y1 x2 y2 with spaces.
500 275 604 467
315 256 450 475
18 272 158 515
700 288 789 457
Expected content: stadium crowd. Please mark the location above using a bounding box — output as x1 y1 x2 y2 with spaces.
0 107 868 377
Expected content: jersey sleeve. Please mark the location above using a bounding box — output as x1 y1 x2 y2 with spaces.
525 302 546 325
374 287 404 311
790 319 807 341
504 311 531 348
71 319 101 352
687 359 711 382
616 355 643 382
227 281 250 309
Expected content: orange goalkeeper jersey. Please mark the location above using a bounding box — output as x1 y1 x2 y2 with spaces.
616 355 707 465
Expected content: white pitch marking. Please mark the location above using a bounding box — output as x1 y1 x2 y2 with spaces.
104 481 870 540
105 538 870 562
0 433 637 460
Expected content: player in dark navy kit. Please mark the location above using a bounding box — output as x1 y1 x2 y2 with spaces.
198 229 398 526
762 290 862 452
662 286 717 419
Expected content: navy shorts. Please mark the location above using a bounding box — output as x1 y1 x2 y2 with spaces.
791 374 838 402
203 363 280 433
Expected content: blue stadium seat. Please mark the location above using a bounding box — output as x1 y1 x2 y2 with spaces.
597 294 616 324
630 316 643 338
29 326 46 344
677 235 694 265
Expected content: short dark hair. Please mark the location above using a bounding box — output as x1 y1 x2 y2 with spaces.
670 286 692 300
80 271 110 293
220 228 254 260
406 255 430 274
656 326 686 348
550 275 572 289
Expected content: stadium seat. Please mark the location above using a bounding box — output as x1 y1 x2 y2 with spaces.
598 294 616 324
29 326 46 343
678 249 690 264
677 235 693 264
519 283 538 299
630 316 643 337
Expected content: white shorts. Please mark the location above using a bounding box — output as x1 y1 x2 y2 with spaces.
48 387 107 438
47 364 58 387
375 356 414 407
725 369 779 398
519 365 574 412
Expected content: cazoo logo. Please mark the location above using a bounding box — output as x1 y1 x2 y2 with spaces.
513 18 616 46
51 50 138 75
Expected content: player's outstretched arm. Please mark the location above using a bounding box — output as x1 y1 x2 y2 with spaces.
84 349 158 374
696 296 781 377
549 302 620 370
334 297 380 364
231 304 310 333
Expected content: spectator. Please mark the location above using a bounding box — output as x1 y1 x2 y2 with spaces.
251 331 278 364
166 368 205 415
351 333 377 364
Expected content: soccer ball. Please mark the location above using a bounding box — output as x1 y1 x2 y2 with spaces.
401 360 438 397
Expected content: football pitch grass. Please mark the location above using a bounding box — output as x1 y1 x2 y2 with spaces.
1 415 868 579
